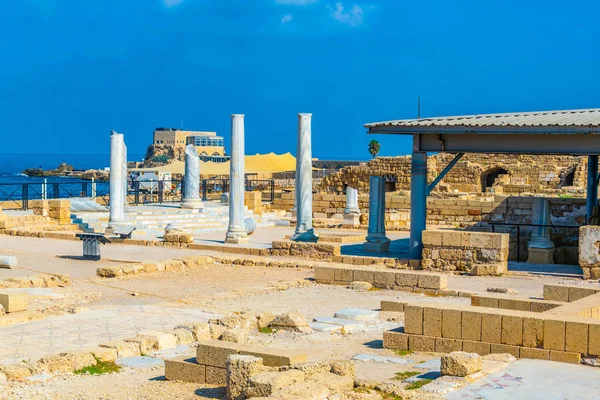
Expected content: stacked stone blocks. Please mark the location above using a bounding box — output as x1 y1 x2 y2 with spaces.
421 229 509 275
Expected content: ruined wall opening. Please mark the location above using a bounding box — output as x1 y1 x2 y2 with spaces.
481 167 508 192
559 168 576 187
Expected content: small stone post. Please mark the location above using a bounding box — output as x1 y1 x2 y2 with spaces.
225 114 248 244
364 176 390 252
108 131 125 228
181 144 203 209
343 186 360 228
527 197 554 264
291 113 318 242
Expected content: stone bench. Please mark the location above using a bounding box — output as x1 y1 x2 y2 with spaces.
165 341 307 385
315 265 447 290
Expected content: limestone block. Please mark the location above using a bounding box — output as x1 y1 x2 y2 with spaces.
462 340 491 356
543 319 565 351
244 370 306 398
440 351 482 377
0 363 36 380
588 323 600 356
288 362 331 377
442 309 462 339
353 269 374 283
578 225 600 269
395 272 418 287
239 349 307 367
461 311 482 341
165 356 206 383
490 344 520 358
99 340 141 358
381 301 404 312
0 292 28 313
270 312 312 334
72 352 97 371
127 331 177 354
501 315 523 346
404 305 423 335
481 313 502 344
549 351 581 364
96 267 123 278
227 355 264 400
543 285 569 302
423 307 442 337
221 328 249 344
565 321 588 354
314 266 335 282
210 324 227 340
90 347 118 363
196 341 242 368
522 316 544 348
330 360 355 378
334 268 353 283
436 338 463 353
206 366 227 385
418 273 447 289
256 312 276 329
383 330 409 350
568 287 597 302
519 347 549 360
476 296 499 308
175 322 212 342
408 335 436 352
306 372 354 393
37 353 76 373
349 281 373 291
171 328 195 345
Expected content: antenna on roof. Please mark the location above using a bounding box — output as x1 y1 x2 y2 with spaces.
181 120 183 129
417 97 421 119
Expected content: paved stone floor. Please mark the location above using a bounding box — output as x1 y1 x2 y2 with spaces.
447 359 600 399
0 305 220 364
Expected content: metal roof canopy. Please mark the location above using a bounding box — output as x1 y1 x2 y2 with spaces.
364 108 600 261
366 108 600 155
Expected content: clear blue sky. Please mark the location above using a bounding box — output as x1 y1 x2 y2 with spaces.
1 0 598 160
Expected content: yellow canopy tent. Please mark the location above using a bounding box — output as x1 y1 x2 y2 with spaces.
131 152 298 176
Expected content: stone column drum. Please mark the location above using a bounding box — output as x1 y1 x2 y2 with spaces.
181 145 203 209
108 131 125 227
343 186 360 228
527 197 555 264
364 176 390 253
225 114 249 244
291 113 318 242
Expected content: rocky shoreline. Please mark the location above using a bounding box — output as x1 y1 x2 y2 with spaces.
22 163 109 181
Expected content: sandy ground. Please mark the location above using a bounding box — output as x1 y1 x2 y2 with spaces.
1 235 600 399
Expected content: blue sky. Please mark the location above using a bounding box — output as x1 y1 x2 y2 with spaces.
1 0 599 161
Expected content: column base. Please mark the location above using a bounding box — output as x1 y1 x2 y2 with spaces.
342 214 360 229
344 207 360 215
181 199 204 210
291 229 319 243
364 235 391 253
527 246 555 264
225 229 249 244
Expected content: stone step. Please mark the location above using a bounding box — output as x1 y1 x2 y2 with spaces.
333 308 379 322
164 356 206 384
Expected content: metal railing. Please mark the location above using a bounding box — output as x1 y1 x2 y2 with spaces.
0 178 276 210
488 222 581 262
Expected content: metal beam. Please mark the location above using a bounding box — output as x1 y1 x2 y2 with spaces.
587 155 598 224
427 153 464 195
367 126 600 135
414 133 600 155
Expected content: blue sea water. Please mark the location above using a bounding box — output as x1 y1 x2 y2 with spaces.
0 153 142 201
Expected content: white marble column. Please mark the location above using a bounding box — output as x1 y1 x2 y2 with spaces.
364 176 390 252
291 113 318 242
181 144 203 209
527 197 554 263
108 131 125 226
225 114 248 243
344 186 360 214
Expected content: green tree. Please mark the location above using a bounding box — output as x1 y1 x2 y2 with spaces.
368 140 381 158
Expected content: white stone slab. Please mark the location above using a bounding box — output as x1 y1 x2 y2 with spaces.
352 354 410 365
312 317 365 333
333 308 379 321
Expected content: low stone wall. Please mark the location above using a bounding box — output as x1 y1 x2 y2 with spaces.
421 229 509 275
578 225 600 279
30 199 71 225
315 265 447 290
271 240 340 261
384 284 600 364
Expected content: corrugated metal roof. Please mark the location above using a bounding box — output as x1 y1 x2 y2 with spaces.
365 108 600 130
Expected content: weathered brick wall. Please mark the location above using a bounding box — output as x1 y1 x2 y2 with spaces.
421 229 509 275
319 154 585 196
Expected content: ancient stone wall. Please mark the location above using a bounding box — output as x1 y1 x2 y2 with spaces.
319 154 586 196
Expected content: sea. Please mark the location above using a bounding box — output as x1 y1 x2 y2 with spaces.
0 153 143 201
